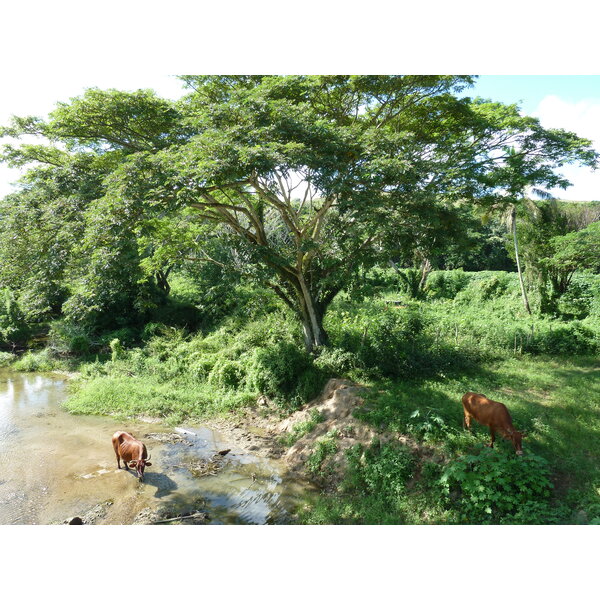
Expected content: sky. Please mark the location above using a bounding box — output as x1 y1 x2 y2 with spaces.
1 75 599 200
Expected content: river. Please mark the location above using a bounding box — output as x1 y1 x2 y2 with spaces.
0 369 314 525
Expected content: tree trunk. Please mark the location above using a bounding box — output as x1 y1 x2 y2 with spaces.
511 208 532 315
298 301 329 353
418 258 432 294
294 281 330 353
155 266 172 295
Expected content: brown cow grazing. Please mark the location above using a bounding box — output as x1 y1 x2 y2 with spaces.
112 431 152 481
462 392 526 455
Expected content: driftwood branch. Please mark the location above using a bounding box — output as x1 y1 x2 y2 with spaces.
153 511 209 524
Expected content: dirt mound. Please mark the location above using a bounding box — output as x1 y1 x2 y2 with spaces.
278 379 394 487
202 379 401 489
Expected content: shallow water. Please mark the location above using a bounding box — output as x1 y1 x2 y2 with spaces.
0 369 314 525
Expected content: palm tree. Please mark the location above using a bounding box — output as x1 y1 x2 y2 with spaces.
484 187 553 315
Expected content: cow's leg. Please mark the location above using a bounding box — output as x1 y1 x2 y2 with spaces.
463 409 472 432
113 442 122 469
489 427 495 448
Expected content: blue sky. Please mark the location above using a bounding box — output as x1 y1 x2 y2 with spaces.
1 75 599 200
470 76 600 115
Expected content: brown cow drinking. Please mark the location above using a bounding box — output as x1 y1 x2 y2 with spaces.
461 392 526 455
112 431 152 481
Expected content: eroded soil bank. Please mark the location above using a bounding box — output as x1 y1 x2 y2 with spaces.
204 379 399 490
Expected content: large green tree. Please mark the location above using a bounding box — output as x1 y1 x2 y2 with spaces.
2 77 597 349
0 88 184 328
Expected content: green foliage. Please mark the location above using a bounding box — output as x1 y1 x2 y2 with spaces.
397 268 424 299
246 341 325 408
12 349 60 372
531 321 597 355
306 431 339 474
299 441 420 524
208 358 244 389
109 339 125 362
313 347 360 377
439 448 556 524
326 299 474 379
48 321 93 355
0 351 16 366
556 280 595 319
407 408 452 442
343 441 415 501
426 269 470 299
0 289 30 347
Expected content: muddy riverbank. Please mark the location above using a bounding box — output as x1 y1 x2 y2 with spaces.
0 369 316 525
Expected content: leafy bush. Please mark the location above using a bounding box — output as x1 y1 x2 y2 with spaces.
407 408 452 442
0 289 30 347
306 431 340 474
556 280 594 320
328 304 428 377
531 321 597 355
477 273 512 300
440 448 555 524
397 268 425 299
208 358 244 389
12 349 59 372
427 270 470 300
149 298 202 331
454 272 517 304
48 321 93 355
343 441 415 502
245 340 323 407
109 339 125 362
313 347 361 377
100 327 138 349
0 351 16 366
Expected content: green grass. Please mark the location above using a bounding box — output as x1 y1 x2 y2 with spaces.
299 354 600 524
64 376 257 425
62 309 326 422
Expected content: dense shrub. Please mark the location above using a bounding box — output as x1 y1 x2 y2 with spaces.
245 340 324 407
530 321 597 355
326 302 461 378
343 441 415 502
12 349 59 372
427 270 470 300
48 321 93 355
440 448 557 524
397 268 425 299
454 272 518 304
148 298 202 331
0 289 30 347
313 347 361 376
208 358 244 389
556 280 595 320
99 327 138 349
476 273 512 300
0 351 16 366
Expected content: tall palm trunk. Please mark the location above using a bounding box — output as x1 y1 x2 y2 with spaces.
510 207 532 315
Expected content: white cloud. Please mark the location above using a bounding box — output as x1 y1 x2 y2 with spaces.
533 95 600 201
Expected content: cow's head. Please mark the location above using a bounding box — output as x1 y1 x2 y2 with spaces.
128 456 152 481
508 430 526 455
